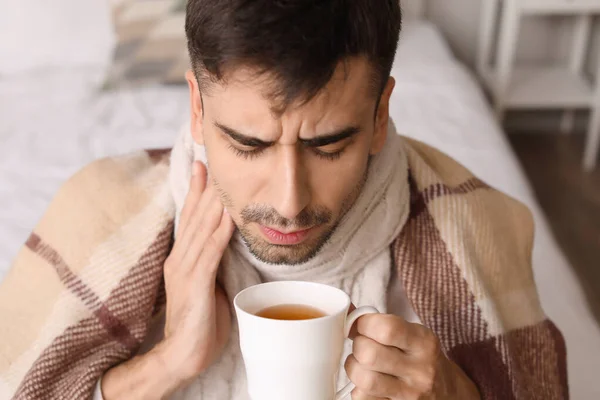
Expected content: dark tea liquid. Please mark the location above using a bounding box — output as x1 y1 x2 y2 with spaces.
256 304 326 320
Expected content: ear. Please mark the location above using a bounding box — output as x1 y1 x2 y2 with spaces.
186 69 205 145
370 77 395 155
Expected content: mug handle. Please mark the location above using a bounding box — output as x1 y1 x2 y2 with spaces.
334 306 380 400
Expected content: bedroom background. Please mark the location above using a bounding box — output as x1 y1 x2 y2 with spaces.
1 0 599 398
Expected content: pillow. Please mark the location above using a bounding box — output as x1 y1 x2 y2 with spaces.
0 0 115 76
105 0 189 89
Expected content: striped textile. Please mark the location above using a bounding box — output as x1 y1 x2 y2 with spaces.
0 140 567 399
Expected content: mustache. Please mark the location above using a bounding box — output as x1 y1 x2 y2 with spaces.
240 205 332 229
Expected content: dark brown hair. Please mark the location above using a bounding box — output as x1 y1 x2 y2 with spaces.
185 0 402 110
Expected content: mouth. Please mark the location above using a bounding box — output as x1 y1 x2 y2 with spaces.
258 225 315 245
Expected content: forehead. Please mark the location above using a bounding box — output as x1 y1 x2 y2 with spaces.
202 58 378 134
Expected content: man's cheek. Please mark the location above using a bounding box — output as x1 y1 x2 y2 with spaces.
216 183 249 223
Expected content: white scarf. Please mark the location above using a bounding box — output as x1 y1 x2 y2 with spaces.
168 121 410 399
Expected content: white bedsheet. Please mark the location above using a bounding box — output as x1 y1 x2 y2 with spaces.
1 21 598 398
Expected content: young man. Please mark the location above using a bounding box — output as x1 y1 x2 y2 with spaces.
0 1 567 399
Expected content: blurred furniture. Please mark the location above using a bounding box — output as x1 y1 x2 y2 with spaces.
477 0 600 170
106 0 189 88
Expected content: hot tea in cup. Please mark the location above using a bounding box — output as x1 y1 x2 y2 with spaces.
234 281 379 400
255 304 327 320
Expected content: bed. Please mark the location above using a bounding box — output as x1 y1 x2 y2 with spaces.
1 1 599 397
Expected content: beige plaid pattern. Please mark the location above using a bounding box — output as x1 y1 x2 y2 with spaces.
396 140 568 399
105 0 188 89
0 141 568 399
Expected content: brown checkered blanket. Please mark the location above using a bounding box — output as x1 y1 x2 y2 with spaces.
0 138 567 399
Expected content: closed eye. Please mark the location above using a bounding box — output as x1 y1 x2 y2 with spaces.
308 141 351 161
227 143 266 159
312 147 345 160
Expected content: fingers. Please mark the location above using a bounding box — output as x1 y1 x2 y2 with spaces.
345 355 402 399
179 186 224 274
190 208 235 288
199 208 235 275
177 162 207 240
213 208 235 248
175 176 219 261
357 314 432 354
351 315 443 398
352 335 413 377
168 162 235 285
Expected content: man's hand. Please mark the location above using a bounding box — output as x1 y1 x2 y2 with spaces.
346 314 481 400
101 161 235 399
160 160 235 380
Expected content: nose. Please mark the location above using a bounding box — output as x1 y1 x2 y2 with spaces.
269 145 311 222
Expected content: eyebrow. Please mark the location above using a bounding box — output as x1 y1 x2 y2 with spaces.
215 122 360 148
300 127 360 147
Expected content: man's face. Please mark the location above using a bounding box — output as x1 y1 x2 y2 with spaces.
187 58 394 264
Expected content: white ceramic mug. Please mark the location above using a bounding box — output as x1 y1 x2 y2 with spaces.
233 281 379 400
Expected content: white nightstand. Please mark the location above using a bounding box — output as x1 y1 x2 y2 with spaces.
477 0 600 170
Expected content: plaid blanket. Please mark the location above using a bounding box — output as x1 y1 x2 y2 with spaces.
0 139 567 399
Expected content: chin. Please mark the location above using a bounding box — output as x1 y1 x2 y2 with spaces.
240 226 336 265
